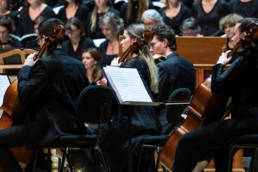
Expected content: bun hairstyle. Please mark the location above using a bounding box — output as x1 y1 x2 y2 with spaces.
38 18 65 53
121 23 158 93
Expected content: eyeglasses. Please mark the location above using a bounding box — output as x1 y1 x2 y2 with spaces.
0 30 8 35
66 28 79 34
144 22 155 26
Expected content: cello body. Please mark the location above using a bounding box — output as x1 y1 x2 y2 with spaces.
1 80 33 170
159 78 229 170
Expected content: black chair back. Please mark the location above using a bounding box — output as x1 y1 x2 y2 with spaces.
166 88 192 126
77 85 115 124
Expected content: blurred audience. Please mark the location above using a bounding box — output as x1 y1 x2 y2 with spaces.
99 12 123 67
57 0 89 34
16 0 56 36
0 16 22 49
191 0 229 36
87 0 119 39
22 15 44 49
120 0 154 26
62 17 95 60
159 0 191 35
0 0 19 26
141 9 163 30
228 0 258 18
180 17 202 36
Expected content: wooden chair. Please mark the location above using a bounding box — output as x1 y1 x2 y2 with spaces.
0 48 36 73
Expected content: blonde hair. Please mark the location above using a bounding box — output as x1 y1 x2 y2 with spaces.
219 13 244 30
90 0 113 32
126 24 158 93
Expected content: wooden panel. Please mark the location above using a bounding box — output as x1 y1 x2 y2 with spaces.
176 36 227 64
175 37 227 87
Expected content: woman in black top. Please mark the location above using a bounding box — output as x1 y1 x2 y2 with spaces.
159 0 191 35
0 0 19 27
191 0 229 36
62 17 95 60
81 47 106 85
120 0 154 26
86 23 161 172
173 18 258 172
228 0 258 18
99 12 123 67
219 13 243 51
86 0 119 39
0 16 22 49
16 0 56 36
56 0 89 34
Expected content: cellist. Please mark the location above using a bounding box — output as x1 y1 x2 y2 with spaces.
173 18 258 172
84 23 161 172
0 18 89 171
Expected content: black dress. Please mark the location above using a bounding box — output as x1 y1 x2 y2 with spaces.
120 1 155 26
62 36 96 60
86 8 119 39
87 56 161 172
228 0 258 18
99 40 118 67
159 3 192 35
16 5 56 36
191 0 229 36
57 3 89 34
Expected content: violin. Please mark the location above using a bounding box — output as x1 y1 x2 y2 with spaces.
0 24 64 171
159 20 258 171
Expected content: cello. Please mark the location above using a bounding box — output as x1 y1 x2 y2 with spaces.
159 21 258 171
0 24 64 171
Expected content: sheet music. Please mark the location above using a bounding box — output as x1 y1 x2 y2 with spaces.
0 75 10 107
104 66 153 104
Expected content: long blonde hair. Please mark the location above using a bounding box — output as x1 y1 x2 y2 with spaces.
90 0 113 32
124 24 158 93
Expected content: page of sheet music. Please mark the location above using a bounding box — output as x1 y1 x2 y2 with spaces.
104 66 153 103
0 75 10 107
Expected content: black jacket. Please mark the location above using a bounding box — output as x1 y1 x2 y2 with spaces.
18 48 89 148
212 47 258 119
157 53 195 102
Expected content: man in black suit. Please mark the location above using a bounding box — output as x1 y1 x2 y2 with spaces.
0 18 89 172
150 24 195 125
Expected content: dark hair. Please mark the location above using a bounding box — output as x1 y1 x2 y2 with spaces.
151 24 176 51
238 18 258 33
38 18 65 53
65 17 85 36
0 16 15 33
64 0 82 7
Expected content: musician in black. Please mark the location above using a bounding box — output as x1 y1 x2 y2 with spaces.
0 18 89 172
150 24 195 126
85 23 161 172
173 18 258 172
